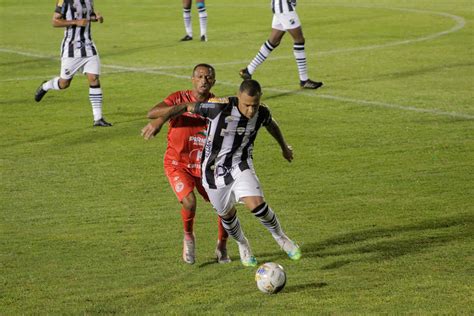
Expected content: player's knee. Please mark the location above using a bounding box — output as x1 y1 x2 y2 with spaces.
269 39 281 48
196 1 205 9
88 76 100 87
294 38 305 45
220 207 236 220
251 202 268 214
59 79 71 89
182 195 197 212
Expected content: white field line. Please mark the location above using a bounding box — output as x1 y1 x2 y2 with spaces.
0 69 131 83
1 6 465 71
0 6 472 119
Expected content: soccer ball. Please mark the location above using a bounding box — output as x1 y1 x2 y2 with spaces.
255 262 287 294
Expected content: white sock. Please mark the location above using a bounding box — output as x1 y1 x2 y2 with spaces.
183 8 192 37
247 41 275 74
293 42 309 82
252 203 284 239
220 214 246 243
198 8 207 37
89 87 103 121
42 77 61 91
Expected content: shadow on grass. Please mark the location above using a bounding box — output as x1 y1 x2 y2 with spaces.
284 282 328 293
263 90 298 101
303 213 473 270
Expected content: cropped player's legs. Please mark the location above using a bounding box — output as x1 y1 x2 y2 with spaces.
234 169 300 260
241 196 301 260
167 168 200 264
287 26 323 89
219 207 257 267
181 0 193 41
194 178 230 263
86 73 112 127
83 55 111 126
240 29 285 80
196 0 208 41
34 57 76 103
35 76 72 102
180 191 198 264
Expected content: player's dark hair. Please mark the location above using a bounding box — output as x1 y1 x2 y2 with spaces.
193 63 215 78
239 79 262 97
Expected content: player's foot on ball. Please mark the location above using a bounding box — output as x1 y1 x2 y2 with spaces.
34 81 47 102
239 68 252 80
180 35 193 41
276 235 301 260
238 238 257 267
93 118 113 127
182 234 196 264
300 79 323 90
200 35 207 42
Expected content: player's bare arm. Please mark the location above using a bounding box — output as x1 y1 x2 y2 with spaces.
52 12 88 27
265 118 293 162
147 102 171 119
141 103 197 140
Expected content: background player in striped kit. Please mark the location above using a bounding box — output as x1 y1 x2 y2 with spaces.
142 64 230 264
34 0 112 127
142 80 301 267
180 0 208 42
240 0 323 89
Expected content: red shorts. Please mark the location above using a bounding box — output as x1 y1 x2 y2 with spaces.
165 166 209 202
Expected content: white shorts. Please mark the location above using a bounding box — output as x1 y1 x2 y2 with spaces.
272 11 301 31
205 169 264 217
60 55 101 80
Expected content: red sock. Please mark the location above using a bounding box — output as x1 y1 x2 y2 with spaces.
217 217 228 242
181 208 195 240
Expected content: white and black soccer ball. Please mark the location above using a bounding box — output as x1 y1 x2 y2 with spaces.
255 262 287 294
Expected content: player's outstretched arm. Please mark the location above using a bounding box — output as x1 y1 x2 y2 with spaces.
141 102 196 140
147 102 170 119
265 118 293 162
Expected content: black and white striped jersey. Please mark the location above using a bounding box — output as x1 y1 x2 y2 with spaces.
271 0 296 14
194 97 272 189
55 0 98 58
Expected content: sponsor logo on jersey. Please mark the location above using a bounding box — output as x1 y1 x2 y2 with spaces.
188 135 206 145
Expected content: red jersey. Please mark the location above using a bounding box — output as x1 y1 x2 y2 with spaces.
163 90 213 177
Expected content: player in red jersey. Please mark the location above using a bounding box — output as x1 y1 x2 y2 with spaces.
143 64 230 264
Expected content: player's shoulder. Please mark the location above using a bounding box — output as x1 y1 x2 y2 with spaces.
258 103 272 125
259 103 271 113
169 90 192 98
207 97 230 104
56 0 70 7
165 90 193 104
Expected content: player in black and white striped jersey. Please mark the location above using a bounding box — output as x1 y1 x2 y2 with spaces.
240 0 323 90
142 80 301 267
34 0 111 127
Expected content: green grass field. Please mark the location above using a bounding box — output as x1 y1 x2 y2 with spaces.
1 0 473 313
